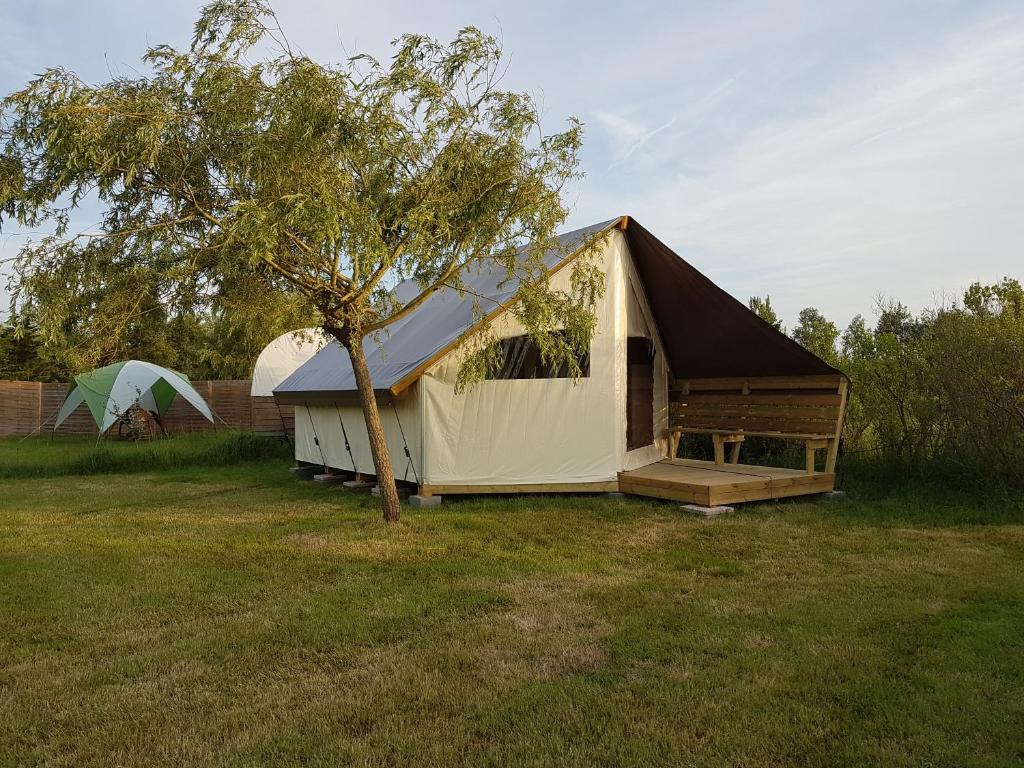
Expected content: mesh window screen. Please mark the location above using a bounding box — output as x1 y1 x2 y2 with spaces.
486 332 590 380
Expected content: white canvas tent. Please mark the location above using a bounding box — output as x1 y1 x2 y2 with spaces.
251 329 329 397
274 217 843 499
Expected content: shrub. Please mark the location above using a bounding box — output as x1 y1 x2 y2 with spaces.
834 280 1024 489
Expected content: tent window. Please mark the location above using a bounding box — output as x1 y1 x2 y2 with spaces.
626 336 655 450
486 332 590 380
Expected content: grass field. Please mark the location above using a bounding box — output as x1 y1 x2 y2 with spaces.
1 435 1022 767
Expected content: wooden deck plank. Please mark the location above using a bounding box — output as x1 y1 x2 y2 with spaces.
667 458 812 479
622 464 768 489
619 459 835 506
618 476 710 505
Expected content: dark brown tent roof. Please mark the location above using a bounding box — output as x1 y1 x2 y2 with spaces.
621 217 844 379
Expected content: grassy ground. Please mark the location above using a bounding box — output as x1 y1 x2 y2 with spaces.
1 435 1022 767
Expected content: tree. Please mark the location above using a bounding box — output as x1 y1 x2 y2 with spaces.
0 1 602 521
927 279 1024 485
874 298 924 343
748 295 784 332
3 249 315 379
0 320 67 380
791 307 838 363
962 277 1024 318
840 314 873 360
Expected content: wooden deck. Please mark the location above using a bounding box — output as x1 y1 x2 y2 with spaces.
618 458 835 507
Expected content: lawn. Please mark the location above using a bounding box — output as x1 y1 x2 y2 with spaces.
1 435 1022 767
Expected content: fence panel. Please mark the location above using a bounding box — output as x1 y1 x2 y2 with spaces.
0 381 41 436
0 379 293 437
42 383 98 436
209 380 253 430
252 396 294 435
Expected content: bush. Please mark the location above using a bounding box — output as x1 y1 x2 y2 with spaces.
926 280 1024 486
836 280 1024 489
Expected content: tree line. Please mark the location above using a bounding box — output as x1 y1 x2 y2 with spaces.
5 274 1020 490
0 278 314 382
750 279 1024 488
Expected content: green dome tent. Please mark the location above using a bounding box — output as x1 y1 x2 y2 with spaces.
55 360 214 433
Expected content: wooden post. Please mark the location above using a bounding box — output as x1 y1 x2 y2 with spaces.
712 434 725 465
729 440 742 464
805 439 830 474
665 428 682 459
825 379 849 474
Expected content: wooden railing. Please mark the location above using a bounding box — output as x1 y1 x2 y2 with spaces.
667 375 849 474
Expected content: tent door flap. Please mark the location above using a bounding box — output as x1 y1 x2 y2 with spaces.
626 337 655 450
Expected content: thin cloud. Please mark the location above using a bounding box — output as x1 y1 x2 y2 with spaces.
595 113 679 170
2 0 1023 330
579 15 1024 329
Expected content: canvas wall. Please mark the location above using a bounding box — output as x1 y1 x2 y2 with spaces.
293 391 422 483
290 230 670 487
418 230 669 486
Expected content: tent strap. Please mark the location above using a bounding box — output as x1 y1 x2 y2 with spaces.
275 400 293 449
389 397 420 485
305 404 329 472
334 402 358 474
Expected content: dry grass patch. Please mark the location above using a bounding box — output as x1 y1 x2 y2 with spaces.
471 579 613 680
281 530 450 563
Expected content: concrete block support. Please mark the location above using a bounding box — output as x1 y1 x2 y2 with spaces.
409 494 442 507
680 503 734 517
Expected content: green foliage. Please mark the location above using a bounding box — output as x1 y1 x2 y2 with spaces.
0 321 71 380
926 279 1024 486
0 0 597 381
792 307 839 364
0 279 313 381
834 280 1024 488
747 294 784 332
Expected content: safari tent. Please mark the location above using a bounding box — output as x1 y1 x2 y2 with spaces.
274 217 849 507
250 329 328 398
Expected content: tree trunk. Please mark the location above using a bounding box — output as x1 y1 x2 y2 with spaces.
346 333 402 522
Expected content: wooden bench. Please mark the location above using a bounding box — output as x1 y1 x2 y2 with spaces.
666 375 849 474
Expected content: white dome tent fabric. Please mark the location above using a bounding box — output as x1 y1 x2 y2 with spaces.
54 360 214 433
251 329 329 397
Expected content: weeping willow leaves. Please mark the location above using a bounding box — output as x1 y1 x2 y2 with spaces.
1 0 598 520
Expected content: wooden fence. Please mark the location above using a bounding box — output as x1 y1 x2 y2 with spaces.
0 379 294 437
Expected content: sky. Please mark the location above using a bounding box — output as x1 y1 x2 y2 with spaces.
2 0 1023 330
